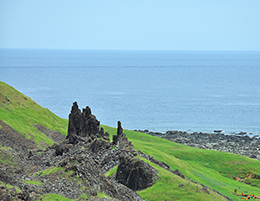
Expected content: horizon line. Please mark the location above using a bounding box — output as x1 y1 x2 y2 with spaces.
1 47 260 52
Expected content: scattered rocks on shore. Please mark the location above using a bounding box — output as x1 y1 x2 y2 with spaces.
136 130 260 161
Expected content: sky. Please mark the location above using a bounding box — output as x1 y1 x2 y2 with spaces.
0 0 260 51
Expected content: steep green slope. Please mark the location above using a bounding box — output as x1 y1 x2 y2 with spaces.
103 125 260 201
0 81 68 148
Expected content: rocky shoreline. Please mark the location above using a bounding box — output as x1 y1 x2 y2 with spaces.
135 130 260 161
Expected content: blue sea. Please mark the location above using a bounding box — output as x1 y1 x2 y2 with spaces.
1 49 260 136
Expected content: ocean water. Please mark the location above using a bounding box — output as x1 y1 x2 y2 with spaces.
1 49 260 136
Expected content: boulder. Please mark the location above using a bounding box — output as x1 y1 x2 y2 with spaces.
172 169 185 179
116 156 158 191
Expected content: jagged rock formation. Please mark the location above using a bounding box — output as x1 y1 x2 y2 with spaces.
67 102 133 150
113 121 134 150
21 103 146 200
115 155 158 191
68 102 105 140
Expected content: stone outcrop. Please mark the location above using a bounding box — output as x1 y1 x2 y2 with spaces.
115 155 158 191
113 121 134 150
49 143 73 156
1 100 236 201
22 103 146 200
137 150 185 179
67 102 105 140
57 153 143 201
67 102 134 152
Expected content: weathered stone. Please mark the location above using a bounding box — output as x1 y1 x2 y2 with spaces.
88 139 111 154
117 121 123 135
67 102 100 139
112 135 119 145
178 183 184 187
137 151 170 170
116 156 158 191
49 143 73 156
112 121 134 150
173 169 185 179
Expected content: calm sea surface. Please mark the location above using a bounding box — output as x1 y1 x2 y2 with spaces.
1 49 260 135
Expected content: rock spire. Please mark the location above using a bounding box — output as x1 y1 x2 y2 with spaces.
67 102 101 139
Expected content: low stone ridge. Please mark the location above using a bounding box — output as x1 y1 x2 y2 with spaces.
115 155 158 191
137 150 185 179
137 150 170 170
139 130 260 161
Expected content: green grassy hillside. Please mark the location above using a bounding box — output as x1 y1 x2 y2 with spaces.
1 81 260 200
103 125 260 201
0 81 68 148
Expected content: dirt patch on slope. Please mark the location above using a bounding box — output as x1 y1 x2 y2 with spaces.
34 125 65 143
0 120 37 152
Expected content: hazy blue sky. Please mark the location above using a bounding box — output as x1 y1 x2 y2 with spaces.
1 0 260 50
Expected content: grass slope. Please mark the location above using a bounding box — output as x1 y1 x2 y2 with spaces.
0 81 68 148
102 125 260 201
137 156 228 201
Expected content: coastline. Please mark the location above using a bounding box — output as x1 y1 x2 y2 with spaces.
135 129 260 161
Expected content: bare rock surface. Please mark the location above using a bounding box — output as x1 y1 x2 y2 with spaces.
115 155 158 191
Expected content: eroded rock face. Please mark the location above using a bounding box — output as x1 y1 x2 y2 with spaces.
115 156 158 191
67 102 106 140
88 139 111 154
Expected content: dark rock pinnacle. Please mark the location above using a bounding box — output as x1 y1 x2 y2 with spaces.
67 102 102 140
